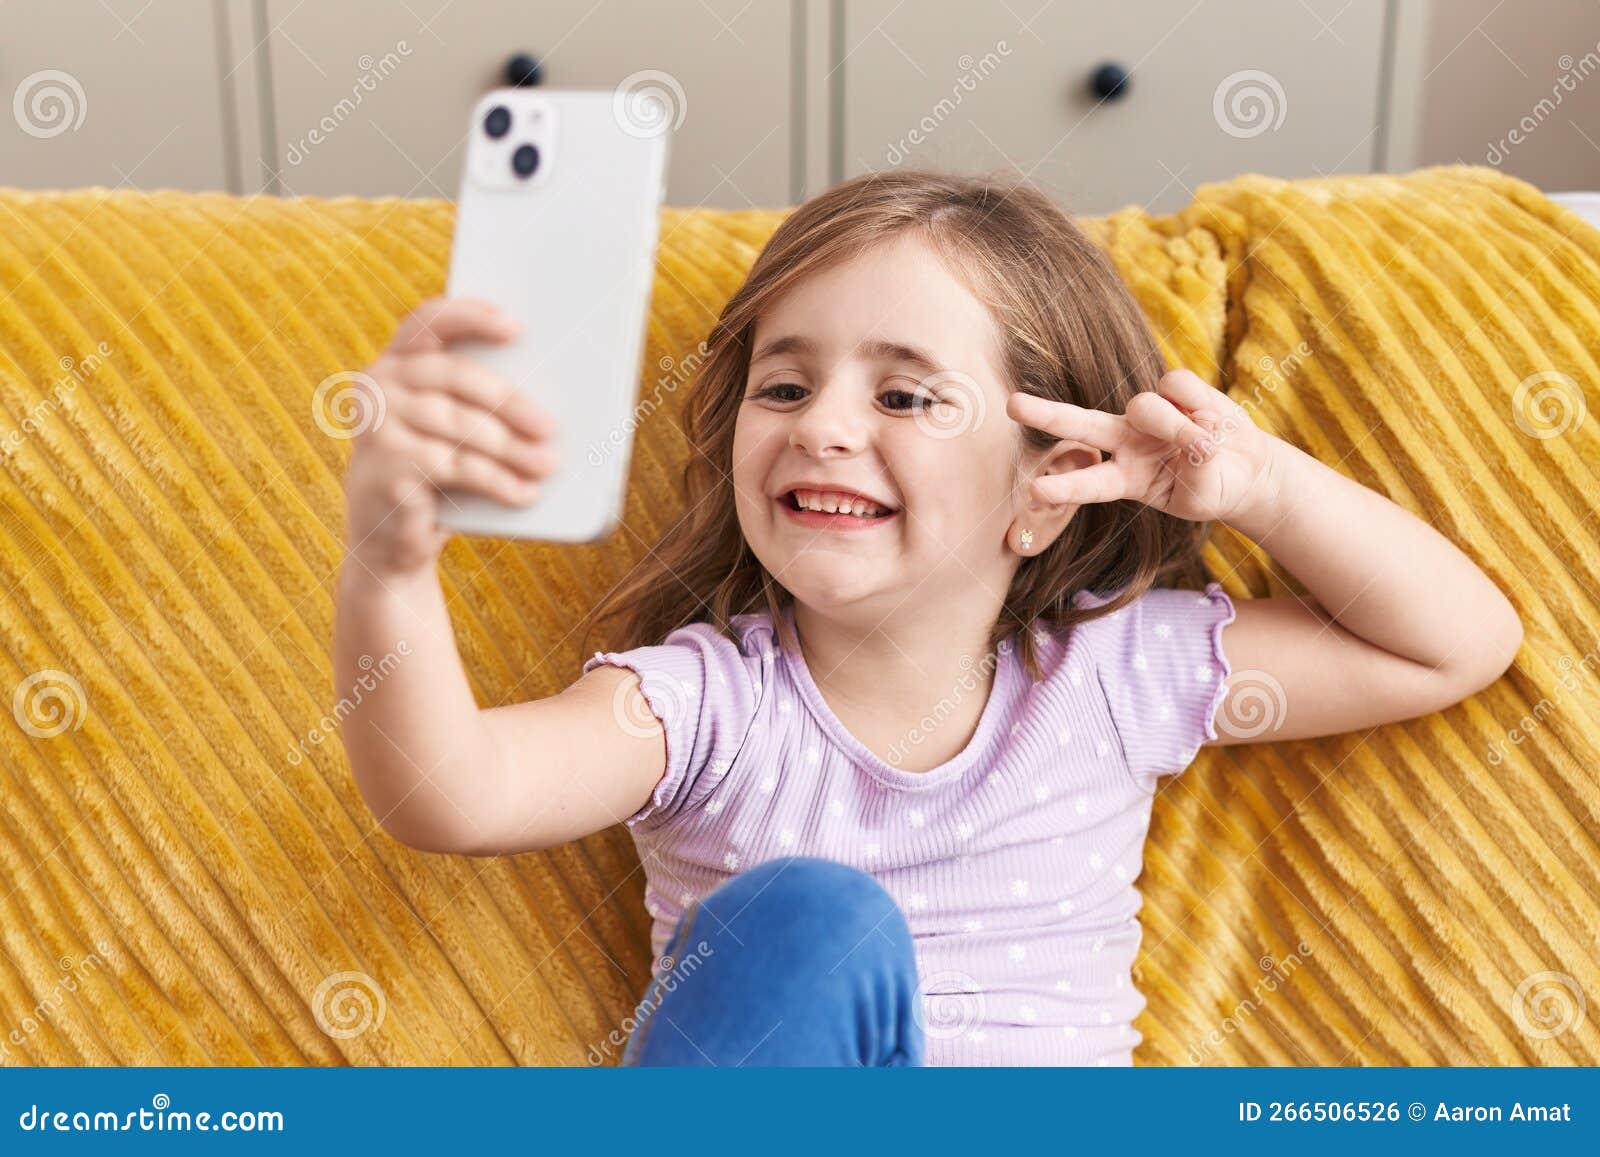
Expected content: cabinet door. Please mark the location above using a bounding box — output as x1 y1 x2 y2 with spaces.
0 0 229 192
839 0 1389 213
263 0 793 208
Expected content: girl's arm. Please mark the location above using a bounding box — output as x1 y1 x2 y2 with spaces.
1208 438 1522 743
336 295 666 855
1008 370 1523 745
335 565 666 855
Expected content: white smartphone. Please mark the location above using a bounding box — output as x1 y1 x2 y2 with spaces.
438 87 670 542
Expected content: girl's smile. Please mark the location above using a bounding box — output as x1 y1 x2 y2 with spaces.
775 484 902 531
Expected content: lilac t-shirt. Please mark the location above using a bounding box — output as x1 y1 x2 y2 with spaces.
582 581 1236 1066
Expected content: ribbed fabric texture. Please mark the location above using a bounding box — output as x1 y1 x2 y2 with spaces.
583 582 1235 1066
2 167 1596 1066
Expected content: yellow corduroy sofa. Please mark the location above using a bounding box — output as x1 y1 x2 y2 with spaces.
0 166 1596 1067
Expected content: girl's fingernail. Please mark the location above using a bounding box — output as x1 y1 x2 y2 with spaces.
1194 437 1215 459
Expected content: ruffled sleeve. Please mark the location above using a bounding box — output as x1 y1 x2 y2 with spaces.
1077 581 1236 789
582 621 763 830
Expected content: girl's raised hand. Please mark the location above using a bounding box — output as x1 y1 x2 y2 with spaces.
342 296 560 577
1006 368 1282 526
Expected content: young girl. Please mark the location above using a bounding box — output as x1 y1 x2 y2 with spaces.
335 170 1522 1067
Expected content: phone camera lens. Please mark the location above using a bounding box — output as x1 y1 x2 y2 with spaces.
484 105 511 139
511 143 540 178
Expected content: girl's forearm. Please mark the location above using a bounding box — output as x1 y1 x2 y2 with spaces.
1222 440 1522 680
333 562 505 852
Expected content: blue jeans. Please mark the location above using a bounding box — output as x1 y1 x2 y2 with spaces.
622 856 926 1066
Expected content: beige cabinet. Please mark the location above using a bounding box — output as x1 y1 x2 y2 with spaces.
259 0 794 209
0 0 1427 211
0 0 231 193
838 0 1394 213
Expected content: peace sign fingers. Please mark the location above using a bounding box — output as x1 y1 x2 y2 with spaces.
1124 387 1216 462
1030 460 1129 507
1004 368 1275 524
1005 391 1126 453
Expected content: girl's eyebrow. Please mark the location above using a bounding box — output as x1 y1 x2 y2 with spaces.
749 334 815 366
749 333 944 376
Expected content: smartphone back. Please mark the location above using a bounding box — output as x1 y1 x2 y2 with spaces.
440 87 669 541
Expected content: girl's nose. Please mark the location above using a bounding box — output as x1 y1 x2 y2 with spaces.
788 383 869 457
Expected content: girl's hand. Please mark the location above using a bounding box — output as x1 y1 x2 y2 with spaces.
342 296 560 577
1005 368 1282 526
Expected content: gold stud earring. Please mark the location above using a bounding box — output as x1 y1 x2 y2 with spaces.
1019 528 1034 551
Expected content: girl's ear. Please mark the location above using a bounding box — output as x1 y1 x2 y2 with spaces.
1008 438 1102 557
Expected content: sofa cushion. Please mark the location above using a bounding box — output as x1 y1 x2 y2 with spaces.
0 166 1593 1064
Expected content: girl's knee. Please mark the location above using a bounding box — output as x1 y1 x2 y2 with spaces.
630 855 925 1067
702 855 913 955
711 855 886 911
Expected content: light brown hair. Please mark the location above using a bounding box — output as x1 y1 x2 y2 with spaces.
583 169 1214 681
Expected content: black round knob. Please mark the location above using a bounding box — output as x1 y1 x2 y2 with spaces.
504 52 543 88
1089 62 1130 102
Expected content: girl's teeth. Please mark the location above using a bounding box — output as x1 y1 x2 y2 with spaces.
792 490 886 517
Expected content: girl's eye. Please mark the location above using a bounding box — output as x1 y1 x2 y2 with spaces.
751 381 807 403
880 388 935 412
748 381 936 410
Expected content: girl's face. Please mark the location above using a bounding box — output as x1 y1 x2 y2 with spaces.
732 232 1030 627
